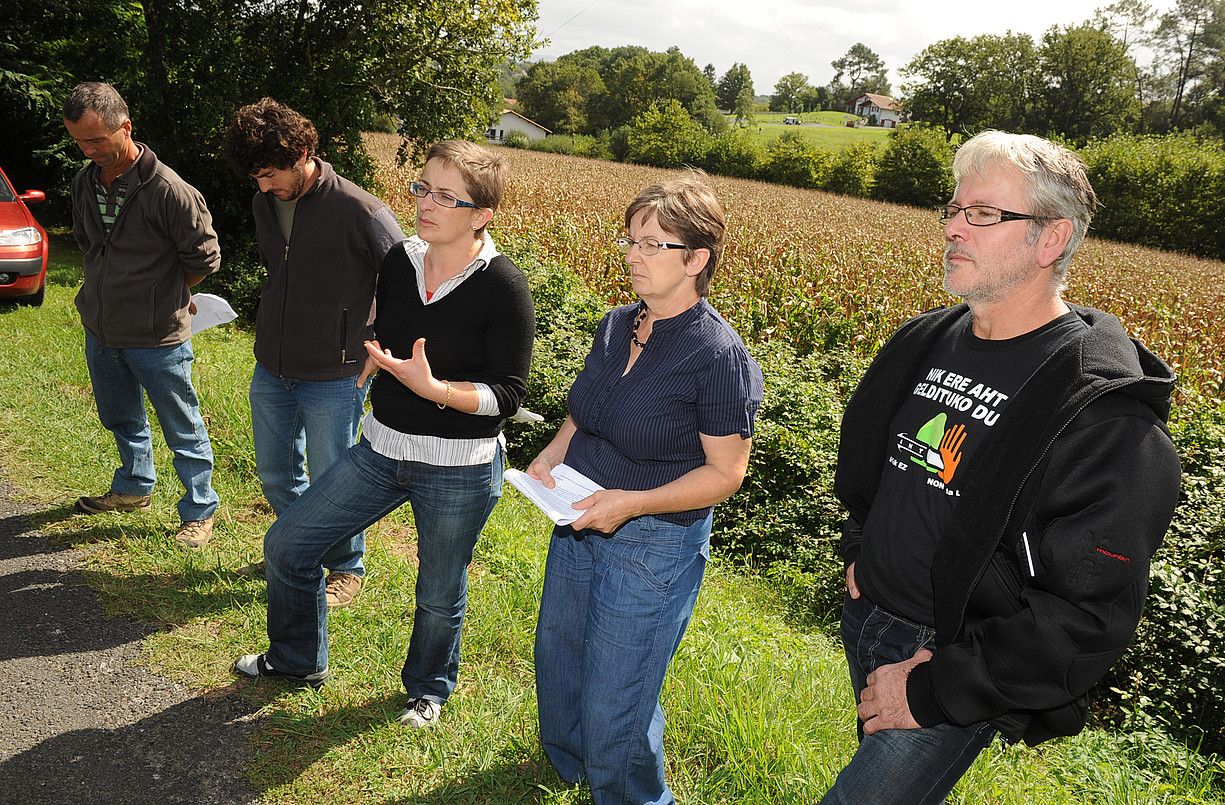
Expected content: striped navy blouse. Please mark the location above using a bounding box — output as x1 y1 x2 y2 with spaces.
564 298 764 526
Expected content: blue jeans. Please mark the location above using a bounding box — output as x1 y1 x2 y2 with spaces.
821 593 997 805
263 436 503 700
83 331 218 522
250 363 369 575
534 514 711 805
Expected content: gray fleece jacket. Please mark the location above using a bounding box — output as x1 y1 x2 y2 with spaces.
71 144 220 348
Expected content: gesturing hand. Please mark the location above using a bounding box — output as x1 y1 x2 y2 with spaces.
937 423 966 484
362 338 440 400
858 648 932 734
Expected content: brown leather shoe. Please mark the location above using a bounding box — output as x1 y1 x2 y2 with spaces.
76 490 152 514
174 517 214 549
325 571 363 608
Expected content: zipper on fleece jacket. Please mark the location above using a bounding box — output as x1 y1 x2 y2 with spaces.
89 161 152 346
276 241 289 376
340 307 350 364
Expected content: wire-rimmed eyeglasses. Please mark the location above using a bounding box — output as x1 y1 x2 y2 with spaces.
616 236 688 256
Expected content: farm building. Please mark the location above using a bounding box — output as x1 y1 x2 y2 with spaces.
485 109 550 143
848 93 901 128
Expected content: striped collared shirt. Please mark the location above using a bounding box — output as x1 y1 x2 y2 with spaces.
362 233 504 467
92 146 142 236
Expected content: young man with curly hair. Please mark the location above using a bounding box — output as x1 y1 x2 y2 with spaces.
223 98 404 606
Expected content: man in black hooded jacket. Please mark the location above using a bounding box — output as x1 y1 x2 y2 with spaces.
821 131 1181 804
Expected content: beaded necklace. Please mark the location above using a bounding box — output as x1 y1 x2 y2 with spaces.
631 305 649 348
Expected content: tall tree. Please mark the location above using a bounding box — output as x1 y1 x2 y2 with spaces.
1037 24 1141 141
831 42 891 98
899 34 1039 139
1090 0 1156 104
716 63 754 112
1148 0 1223 128
0 0 147 215
731 85 756 125
702 62 717 87
516 59 606 134
531 45 725 134
770 71 811 112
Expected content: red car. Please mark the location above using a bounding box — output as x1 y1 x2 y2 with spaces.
0 165 48 306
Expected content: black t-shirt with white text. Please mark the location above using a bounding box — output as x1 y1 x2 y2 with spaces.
856 311 1086 626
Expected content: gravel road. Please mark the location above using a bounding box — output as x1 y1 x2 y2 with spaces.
0 481 259 804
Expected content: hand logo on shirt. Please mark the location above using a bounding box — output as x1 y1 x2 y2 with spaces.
937 423 966 484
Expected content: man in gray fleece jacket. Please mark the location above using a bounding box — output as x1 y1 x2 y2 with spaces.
223 98 404 608
63 82 221 549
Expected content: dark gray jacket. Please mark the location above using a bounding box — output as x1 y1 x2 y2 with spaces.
71 144 220 348
251 159 404 381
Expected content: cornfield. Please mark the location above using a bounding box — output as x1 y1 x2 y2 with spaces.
368 135 1225 401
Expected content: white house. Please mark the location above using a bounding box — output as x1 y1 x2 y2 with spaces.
485 109 550 143
849 93 901 128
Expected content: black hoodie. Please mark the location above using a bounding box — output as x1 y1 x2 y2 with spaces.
836 303 1181 745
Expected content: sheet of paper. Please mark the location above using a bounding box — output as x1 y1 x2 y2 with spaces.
509 406 545 423
504 463 604 526
190 293 238 335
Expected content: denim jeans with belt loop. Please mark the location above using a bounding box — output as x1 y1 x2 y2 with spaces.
249 362 369 575
263 436 502 701
535 513 712 805
821 592 997 805
83 330 219 522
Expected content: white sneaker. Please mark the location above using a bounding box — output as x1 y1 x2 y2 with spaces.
396 697 441 728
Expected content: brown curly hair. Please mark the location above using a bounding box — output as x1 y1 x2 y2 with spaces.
223 97 319 175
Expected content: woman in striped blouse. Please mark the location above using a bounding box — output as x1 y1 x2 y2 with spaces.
527 176 764 804
233 141 534 731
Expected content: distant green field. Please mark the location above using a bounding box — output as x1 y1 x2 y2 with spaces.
743 121 892 151
751 111 865 126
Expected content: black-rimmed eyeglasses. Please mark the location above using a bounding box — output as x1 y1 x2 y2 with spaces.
408 181 477 209
616 236 688 256
939 204 1048 227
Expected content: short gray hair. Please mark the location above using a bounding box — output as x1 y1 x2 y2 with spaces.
63 82 130 130
953 130 1099 286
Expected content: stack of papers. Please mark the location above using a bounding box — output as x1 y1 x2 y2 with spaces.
504 463 603 526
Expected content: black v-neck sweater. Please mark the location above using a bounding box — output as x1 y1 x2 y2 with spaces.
369 245 535 438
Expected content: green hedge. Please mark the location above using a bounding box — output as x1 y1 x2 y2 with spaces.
1105 403 1225 755
1081 134 1225 260
871 124 955 208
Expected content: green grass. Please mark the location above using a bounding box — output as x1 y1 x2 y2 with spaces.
731 117 892 152
748 111 866 127
1 239 1221 802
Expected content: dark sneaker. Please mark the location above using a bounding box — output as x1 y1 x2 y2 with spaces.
75 490 152 514
325 572 363 609
233 653 328 689
174 517 214 549
396 697 441 728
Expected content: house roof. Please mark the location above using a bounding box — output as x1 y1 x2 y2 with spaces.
498 108 552 134
855 93 897 111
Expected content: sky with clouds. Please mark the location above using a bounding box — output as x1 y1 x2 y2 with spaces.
532 0 1174 92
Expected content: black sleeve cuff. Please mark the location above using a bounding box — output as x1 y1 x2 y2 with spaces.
906 662 947 727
